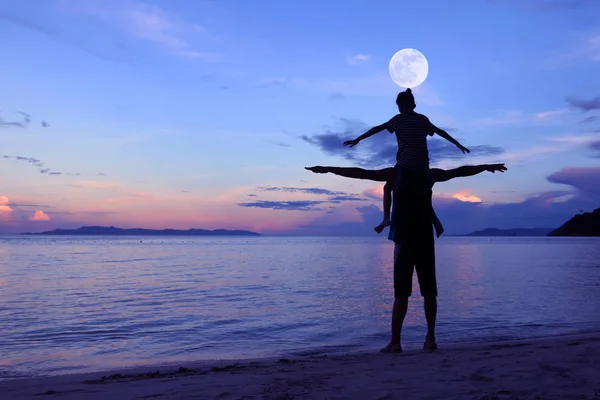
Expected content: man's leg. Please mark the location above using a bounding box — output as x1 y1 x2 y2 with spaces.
381 242 413 353
424 296 437 345
375 180 393 234
415 232 438 350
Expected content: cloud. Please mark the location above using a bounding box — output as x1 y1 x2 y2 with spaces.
237 200 329 211
240 186 368 211
329 195 367 202
566 96 600 112
75 180 154 201
546 167 600 198
255 77 291 89
266 140 291 148
329 93 346 101
589 140 600 156
347 54 370 65
0 12 132 64
451 189 482 203
363 185 384 201
30 210 50 221
58 0 218 60
487 0 597 11
581 116 598 123
258 186 348 196
0 195 13 218
0 111 31 128
3 154 88 176
470 109 569 126
301 118 503 168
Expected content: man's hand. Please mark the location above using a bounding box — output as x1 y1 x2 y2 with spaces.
485 164 507 173
457 144 471 154
343 139 360 148
305 166 329 174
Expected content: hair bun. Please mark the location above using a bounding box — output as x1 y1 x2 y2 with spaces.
405 88 412 93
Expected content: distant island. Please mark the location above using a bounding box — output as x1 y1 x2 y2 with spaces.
548 208 600 236
21 226 261 236
461 227 553 237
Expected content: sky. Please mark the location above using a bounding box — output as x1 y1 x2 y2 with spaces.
1 0 599 235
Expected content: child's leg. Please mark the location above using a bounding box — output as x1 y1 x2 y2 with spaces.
432 207 444 238
375 180 393 234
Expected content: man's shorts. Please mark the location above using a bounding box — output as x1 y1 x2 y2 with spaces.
393 240 437 298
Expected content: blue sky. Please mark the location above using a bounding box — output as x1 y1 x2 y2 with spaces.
1 0 599 235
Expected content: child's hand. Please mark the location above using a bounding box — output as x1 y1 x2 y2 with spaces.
457 144 470 154
343 139 360 148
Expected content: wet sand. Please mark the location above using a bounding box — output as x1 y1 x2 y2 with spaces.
1 333 599 399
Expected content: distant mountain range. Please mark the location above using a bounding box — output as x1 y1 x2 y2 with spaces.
21 226 261 236
460 227 554 237
548 208 600 236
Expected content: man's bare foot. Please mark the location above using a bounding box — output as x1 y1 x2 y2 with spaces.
380 343 402 353
374 218 390 234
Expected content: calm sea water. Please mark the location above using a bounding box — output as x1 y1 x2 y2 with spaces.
1 235 599 379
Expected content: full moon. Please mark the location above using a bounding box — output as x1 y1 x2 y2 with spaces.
389 48 429 88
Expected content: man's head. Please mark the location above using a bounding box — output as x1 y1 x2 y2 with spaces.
396 88 416 113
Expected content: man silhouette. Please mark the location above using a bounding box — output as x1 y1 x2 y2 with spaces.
306 163 507 352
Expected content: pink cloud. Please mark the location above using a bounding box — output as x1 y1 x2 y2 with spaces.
363 185 384 201
30 210 50 221
451 189 482 203
0 195 13 218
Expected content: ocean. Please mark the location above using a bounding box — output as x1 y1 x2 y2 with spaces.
1 235 599 379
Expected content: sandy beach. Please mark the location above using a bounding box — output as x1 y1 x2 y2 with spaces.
1 333 599 400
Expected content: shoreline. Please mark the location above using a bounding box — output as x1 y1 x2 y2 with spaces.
2 332 599 399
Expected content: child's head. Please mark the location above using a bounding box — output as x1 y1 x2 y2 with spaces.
396 88 416 113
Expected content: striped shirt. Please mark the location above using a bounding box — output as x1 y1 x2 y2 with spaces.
385 112 435 169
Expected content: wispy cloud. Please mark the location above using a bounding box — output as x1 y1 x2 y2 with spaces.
347 54 370 65
487 0 597 12
0 111 31 128
0 12 131 64
470 108 569 126
566 95 600 112
258 186 348 196
240 185 369 211
265 140 291 148
3 155 82 176
237 200 329 211
75 180 154 200
581 116 598 123
255 77 291 89
58 0 219 60
329 93 346 101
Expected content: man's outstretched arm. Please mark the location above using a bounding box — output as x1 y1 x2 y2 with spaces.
432 164 507 183
305 166 394 182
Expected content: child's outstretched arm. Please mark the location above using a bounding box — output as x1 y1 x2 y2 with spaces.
429 123 470 154
343 123 388 148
